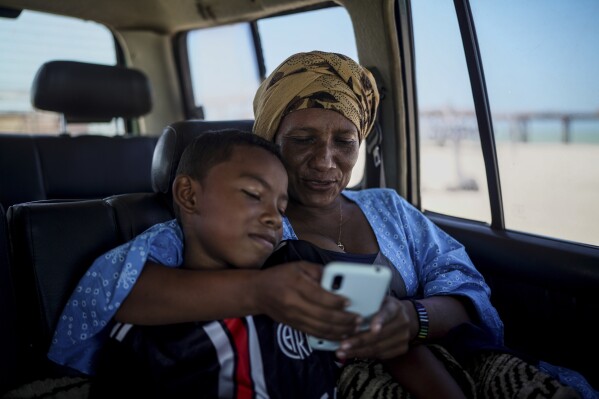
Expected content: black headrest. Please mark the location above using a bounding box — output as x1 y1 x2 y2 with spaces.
151 120 254 195
31 61 152 123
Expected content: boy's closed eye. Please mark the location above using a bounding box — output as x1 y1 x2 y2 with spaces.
242 189 261 200
242 189 287 216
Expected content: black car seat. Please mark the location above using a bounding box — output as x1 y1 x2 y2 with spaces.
7 199 122 385
0 60 157 210
0 204 18 394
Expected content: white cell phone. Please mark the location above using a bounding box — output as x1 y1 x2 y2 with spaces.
307 261 392 351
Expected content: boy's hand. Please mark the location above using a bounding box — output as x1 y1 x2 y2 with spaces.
252 261 361 340
335 297 412 360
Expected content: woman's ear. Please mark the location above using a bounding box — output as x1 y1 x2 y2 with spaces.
172 175 201 215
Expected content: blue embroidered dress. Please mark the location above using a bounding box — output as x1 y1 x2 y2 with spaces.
47 188 596 398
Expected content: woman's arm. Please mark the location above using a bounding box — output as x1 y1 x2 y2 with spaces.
116 260 361 340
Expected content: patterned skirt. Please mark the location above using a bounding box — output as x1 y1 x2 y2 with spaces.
337 344 581 399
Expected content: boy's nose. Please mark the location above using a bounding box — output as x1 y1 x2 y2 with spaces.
262 205 283 229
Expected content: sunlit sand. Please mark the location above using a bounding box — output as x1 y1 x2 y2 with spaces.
420 140 599 247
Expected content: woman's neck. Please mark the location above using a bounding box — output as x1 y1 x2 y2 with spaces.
285 197 341 224
286 195 380 255
285 197 347 252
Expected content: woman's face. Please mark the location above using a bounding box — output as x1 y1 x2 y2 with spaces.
275 108 360 208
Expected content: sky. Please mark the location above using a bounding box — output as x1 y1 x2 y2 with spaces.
412 1 599 114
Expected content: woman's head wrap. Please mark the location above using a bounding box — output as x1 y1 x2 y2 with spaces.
253 51 380 142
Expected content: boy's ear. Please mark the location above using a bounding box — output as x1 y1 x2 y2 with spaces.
172 175 201 214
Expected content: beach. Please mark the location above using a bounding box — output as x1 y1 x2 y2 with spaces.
420 140 599 247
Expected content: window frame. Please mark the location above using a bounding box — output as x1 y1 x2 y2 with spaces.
452 0 504 230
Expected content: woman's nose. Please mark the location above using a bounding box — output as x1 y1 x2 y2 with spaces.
310 143 336 170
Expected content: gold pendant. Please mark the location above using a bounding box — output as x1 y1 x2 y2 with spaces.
337 241 345 251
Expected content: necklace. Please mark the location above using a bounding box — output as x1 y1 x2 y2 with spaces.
337 200 345 251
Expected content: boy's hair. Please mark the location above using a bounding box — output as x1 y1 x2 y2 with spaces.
173 129 283 221
175 128 283 182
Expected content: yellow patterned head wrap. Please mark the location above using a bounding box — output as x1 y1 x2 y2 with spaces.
253 51 380 142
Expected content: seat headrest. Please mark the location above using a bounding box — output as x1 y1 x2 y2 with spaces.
31 61 152 122
151 119 254 195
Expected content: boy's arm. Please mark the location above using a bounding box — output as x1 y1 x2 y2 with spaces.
116 260 361 340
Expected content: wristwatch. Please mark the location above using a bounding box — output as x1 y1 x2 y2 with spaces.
409 299 429 342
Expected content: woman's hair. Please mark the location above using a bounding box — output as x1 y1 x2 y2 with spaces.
253 50 380 142
176 128 282 183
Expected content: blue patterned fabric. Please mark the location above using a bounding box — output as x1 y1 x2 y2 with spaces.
47 188 596 397
48 219 185 375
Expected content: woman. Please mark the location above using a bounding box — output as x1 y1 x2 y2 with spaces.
249 51 501 360
49 51 593 398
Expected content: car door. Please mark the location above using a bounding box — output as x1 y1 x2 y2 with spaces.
400 0 599 388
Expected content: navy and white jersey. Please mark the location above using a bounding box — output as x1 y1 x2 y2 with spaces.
93 315 339 399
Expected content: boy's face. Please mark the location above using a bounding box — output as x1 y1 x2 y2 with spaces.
184 145 288 269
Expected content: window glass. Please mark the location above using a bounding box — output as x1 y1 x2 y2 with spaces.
187 24 260 120
412 2 491 223
187 6 364 186
0 10 120 135
471 1 599 246
257 8 358 75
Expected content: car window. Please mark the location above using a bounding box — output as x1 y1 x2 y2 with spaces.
471 1 599 246
0 10 120 135
187 23 260 121
257 8 358 76
412 1 491 224
413 0 599 247
186 6 365 186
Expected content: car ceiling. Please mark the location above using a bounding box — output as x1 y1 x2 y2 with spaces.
0 0 329 34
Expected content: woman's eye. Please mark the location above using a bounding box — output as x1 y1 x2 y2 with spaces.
337 138 357 145
291 137 314 144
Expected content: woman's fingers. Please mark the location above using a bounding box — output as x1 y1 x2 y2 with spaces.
336 297 412 360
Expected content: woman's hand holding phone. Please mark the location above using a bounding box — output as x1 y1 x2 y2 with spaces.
306 262 392 352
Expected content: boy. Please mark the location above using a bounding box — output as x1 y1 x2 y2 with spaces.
90 130 340 398
87 129 470 398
